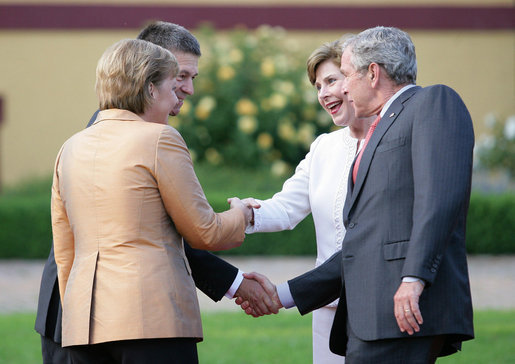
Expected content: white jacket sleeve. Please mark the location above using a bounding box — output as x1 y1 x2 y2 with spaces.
246 134 325 233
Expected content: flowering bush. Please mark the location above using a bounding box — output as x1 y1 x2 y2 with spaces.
475 114 515 177
172 25 333 175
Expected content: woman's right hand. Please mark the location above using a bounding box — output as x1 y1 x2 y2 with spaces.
241 197 261 209
227 197 254 227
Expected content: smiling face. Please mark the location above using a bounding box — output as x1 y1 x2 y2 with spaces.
150 72 179 124
170 51 199 116
315 59 357 127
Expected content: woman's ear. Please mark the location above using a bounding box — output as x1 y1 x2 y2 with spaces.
149 82 155 98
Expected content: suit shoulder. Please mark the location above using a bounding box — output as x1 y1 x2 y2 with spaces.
421 84 462 99
125 122 184 145
158 125 186 144
414 85 468 111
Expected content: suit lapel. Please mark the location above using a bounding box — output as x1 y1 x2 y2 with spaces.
344 86 420 219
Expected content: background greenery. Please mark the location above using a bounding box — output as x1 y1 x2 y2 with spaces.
0 26 513 258
1 310 513 363
174 25 332 173
0 164 514 258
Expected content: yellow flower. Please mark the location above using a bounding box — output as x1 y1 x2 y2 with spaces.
265 149 282 162
260 98 271 112
317 110 332 126
238 116 258 134
269 93 287 110
229 48 243 63
274 54 289 74
274 81 295 96
217 65 235 81
195 107 209 120
278 120 296 142
235 98 257 116
297 123 316 148
302 107 317 121
195 96 217 120
271 160 290 177
256 24 274 38
181 100 192 114
261 57 275 77
303 89 318 104
257 132 273 150
244 34 257 48
205 148 222 165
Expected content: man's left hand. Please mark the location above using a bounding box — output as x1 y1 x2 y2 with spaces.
393 281 424 335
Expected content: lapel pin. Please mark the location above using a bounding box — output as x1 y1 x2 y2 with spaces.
389 112 395 117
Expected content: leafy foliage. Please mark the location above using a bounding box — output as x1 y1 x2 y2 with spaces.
173 25 332 176
476 114 515 177
0 171 513 258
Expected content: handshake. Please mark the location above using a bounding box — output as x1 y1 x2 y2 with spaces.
228 197 284 316
234 272 284 317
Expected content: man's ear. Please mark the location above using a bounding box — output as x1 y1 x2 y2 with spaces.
368 63 381 87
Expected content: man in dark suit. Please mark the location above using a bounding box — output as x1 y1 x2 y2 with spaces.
244 26 474 363
35 21 275 364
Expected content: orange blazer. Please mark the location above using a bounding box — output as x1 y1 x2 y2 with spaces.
51 109 245 347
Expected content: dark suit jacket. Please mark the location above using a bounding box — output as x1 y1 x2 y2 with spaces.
289 85 475 357
35 110 238 343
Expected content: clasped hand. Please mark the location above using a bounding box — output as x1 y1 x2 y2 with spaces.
234 272 283 317
228 197 282 316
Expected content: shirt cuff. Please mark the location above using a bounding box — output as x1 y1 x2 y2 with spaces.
225 270 244 299
402 276 425 286
277 282 296 309
245 207 261 234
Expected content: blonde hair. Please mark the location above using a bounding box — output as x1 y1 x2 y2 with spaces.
95 39 179 114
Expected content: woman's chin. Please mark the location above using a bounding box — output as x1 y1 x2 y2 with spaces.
333 118 349 127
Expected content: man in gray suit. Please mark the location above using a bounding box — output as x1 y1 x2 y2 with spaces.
244 26 474 363
35 21 275 364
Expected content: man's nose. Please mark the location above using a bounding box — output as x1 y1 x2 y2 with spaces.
182 79 194 96
341 79 349 95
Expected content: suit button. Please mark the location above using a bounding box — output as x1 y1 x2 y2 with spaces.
430 268 437 273
348 222 355 228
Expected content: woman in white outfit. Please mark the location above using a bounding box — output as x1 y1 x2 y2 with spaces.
243 40 375 363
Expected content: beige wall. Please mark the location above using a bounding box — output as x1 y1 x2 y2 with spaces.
0 26 514 186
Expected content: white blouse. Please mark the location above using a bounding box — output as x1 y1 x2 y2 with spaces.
246 127 361 306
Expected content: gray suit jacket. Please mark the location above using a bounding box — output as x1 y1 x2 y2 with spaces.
289 85 475 357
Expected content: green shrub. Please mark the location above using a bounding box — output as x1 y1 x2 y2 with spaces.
466 192 515 254
0 177 52 259
476 114 515 177
0 172 513 258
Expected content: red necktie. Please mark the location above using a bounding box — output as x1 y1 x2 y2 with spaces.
352 115 381 183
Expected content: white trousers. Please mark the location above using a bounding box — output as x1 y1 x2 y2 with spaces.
312 307 345 364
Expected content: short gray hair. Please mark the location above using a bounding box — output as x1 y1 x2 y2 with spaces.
137 21 201 56
342 26 417 85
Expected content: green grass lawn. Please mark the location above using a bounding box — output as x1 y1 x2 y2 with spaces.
1 310 513 364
